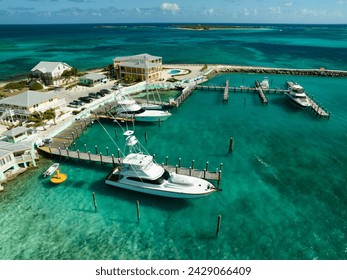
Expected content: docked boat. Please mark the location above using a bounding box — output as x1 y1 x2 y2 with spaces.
105 130 218 198
43 163 59 177
115 96 171 122
285 81 311 108
260 77 269 90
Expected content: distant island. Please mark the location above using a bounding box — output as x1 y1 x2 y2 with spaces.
171 25 264 31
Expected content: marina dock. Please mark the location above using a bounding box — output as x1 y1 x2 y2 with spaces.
37 145 221 182
254 80 269 104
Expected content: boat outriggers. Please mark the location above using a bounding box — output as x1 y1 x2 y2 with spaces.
105 130 219 198
43 163 59 177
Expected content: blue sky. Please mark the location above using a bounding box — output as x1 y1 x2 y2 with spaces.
0 0 346 24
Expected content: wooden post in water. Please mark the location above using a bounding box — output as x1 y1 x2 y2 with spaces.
71 132 75 141
77 149 80 161
218 170 222 186
216 215 222 236
178 158 181 168
95 145 98 154
99 153 103 165
136 200 140 222
63 142 66 149
144 132 148 143
111 154 115 167
73 142 76 151
114 128 118 138
92 192 97 212
165 156 168 166
203 169 206 179
228 138 234 154
58 147 61 158
192 160 195 170
219 163 223 172
106 147 109 156
175 165 178 173
189 167 192 176
84 144 87 153
48 146 52 156
206 162 209 172
88 151 91 163
66 148 70 159
117 148 120 159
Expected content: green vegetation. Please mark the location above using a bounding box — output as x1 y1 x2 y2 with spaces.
4 80 27 90
28 109 56 127
61 67 78 79
29 81 43 91
201 64 208 71
123 74 138 85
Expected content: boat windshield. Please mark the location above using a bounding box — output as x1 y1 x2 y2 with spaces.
292 87 305 93
125 108 146 114
128 170 171 185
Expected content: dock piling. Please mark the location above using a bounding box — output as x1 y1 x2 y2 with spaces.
216 215 222 236
228 138 234 154
95 145 98 154
136 200 140 222
92 192 97 212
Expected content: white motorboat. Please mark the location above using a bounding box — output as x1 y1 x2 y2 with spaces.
43 163 59 177
260 77 269 90
115 96 171 122
285 81 311 108
105 130 218 198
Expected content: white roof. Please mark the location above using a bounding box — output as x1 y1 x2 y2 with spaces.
31 61 72 73
0 140 32 153
80 73 107 81
0 90 59 107
2 126 29 137
113 53 161 62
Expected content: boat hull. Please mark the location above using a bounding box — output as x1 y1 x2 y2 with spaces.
285 93 311 109
105 179 216 198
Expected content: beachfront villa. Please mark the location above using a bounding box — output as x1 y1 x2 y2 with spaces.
0 140 38 183
113 53 162 82
30 61 73 86
0 90 66 123
2 126 30 143
78 73 107 87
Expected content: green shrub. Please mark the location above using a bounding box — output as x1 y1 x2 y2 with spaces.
30 82 43 90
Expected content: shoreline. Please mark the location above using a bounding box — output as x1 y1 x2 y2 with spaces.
1 64 347 89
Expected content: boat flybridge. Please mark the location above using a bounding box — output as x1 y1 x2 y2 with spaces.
285 81 311 108
105 130 218 198
115 96 171 122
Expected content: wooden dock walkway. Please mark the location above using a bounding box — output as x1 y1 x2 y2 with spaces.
38 146 221 182
223 80 229 102
255 80 269 104
307 95 330 118
173 84 196 107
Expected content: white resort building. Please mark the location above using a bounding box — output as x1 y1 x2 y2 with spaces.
113 53 162 82
30 61 73 86
0 90 66 124
78 73 107 87
0 141 38 184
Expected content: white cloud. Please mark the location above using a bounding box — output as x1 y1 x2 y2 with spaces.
269 6 281 14
283 2 293 7
242 8 250 16
160 3 180 14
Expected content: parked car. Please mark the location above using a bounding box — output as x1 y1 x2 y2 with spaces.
100 89 111 94
78 96 93 103
74 100 85 106
97 91 105 97
68 101 80 108
88 92 101 99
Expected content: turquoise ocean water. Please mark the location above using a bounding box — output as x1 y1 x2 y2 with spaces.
0 24 346 260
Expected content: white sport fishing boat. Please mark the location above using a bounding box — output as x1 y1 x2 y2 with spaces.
285 81 311 108
115 96 171 122
105 130 218 198
43 163 59 177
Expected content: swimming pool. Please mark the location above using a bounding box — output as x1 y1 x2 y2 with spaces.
169 69 181 74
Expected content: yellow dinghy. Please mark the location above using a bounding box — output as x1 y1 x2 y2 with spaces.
50 169 67 184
